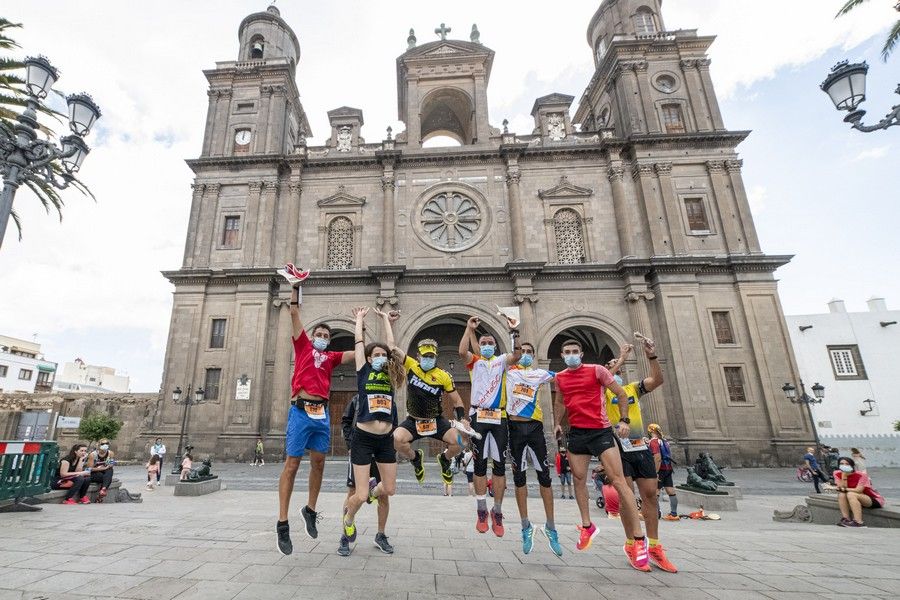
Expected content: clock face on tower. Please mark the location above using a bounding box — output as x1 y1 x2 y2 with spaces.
234 130 252 146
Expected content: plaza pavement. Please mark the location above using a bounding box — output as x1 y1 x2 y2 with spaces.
1 466 898 600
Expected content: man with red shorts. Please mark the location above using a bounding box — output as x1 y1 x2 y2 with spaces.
276 266 354 555
553 338 649 571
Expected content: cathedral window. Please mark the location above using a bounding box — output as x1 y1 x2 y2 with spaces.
222 216 241 248
210 319 227 349
420 191 483 251
634 8 658 35
249 35 265 59
326 216 354 270
552 208 586 264
723 367 747 403
661 104 685 134
683 198 709 233
204 368 221 400
712 311 735 345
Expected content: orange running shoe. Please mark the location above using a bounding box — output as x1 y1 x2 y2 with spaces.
649 544 678 573
490 510 505 537
476 509 489 533
625 539 651 572
662 514 680 522
576 523 598 551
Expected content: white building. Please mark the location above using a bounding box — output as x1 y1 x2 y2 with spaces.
0 335 57 394
787 298 899 466
53 358 130 393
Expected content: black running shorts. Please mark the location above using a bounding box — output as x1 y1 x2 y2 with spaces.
346 455 381 488
398 416 453 442
657 470 674 489
349 427 396 466
620 447 657 480
567 426 617 457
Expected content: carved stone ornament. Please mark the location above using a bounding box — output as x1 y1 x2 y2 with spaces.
725 159 743 173
607 166 625 182
625 291 656 302
337 126 352 152
419 190 484 252
381 176 396 191
631 163 654 179
654 162 673 176
505 170 521 186
376 295 399 306
706 160 726 174
547 113 566 141
514 294 539 304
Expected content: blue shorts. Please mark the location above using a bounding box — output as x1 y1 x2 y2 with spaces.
285 404 331 458
559 472 572 485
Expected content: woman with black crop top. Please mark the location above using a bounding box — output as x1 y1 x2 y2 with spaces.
54 443 91 504
339 307 405 556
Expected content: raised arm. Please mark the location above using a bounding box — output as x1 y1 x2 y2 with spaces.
608 343 634 376
290 284 303 340
459 316 479 363
352 307 369 370
640 338 664 393
374 308 405 361
607 378 628 408
505 330 523 365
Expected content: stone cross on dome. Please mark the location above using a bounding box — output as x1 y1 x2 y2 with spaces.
434 23 451 40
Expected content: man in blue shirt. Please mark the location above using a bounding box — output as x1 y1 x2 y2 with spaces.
802 447 828 493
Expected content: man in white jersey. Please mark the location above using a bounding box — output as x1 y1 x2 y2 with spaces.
505 341 562 556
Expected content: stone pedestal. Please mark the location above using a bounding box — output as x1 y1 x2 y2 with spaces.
719 485 742 499
164 473 182 486
676 487 739 511
173 478 222 496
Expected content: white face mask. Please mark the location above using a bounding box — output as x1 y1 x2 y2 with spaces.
839 464 853 473
100 444 109 451
312 337 329 351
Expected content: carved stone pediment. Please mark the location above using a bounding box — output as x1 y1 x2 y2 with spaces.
317 185 367 207
537 176 593 200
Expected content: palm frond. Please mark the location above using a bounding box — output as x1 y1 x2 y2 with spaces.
836 0 870 18
883 19 900 60
22 175 66 221
8 208 22 241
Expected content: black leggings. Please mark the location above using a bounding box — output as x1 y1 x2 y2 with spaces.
90 468 114 489
812 469 828 493
56 476 90 501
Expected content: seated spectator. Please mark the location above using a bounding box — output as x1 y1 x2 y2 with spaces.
53 443 91 505
835 457 885 528
180 452 193 481
146 455 161 490
86 438 116 502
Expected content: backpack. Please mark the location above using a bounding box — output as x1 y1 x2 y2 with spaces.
659 439 674 467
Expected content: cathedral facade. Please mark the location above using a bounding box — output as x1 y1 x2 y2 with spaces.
153 1 814 465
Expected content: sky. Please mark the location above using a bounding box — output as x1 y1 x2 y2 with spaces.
1 1 897 392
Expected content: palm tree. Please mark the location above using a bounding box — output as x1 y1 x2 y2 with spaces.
836 0 900 61
1 17 94 242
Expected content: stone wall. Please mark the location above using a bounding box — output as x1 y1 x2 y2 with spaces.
821 433 900 468
0 392 158 461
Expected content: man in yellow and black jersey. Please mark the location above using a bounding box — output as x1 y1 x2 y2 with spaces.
390 338 467 484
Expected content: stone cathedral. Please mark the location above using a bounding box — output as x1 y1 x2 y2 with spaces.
152 1 814 465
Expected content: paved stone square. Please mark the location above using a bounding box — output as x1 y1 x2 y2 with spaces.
1 466 898 600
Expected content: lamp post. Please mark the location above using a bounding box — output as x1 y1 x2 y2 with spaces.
0 55 101 247
820 60 900 132
782 379 825 450
171 385 205 474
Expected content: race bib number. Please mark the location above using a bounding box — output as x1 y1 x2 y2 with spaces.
621 437 648 453
367 394 392 415
304 402 327 420
415 419 438 436
476 408 502 425
511 382 537 402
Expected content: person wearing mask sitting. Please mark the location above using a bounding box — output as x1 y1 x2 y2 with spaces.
54 443 92 504
86 439 116 502
835 457 885 528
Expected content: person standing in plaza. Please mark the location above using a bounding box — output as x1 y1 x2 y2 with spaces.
802 446 829 494
505 341 563 556
462 444 476 496
555 447 573 499
276 270 355 555
253 438 265 466
851 448 867 474
150 437 166 485
648 424 679 521
459 316 522 536
553 338 646 569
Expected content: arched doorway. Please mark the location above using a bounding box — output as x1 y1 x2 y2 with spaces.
546 327 617 372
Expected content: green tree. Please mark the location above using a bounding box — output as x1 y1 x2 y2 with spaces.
1 17 94 241
836 0 900 61
77 412 123 448
894 419 900 431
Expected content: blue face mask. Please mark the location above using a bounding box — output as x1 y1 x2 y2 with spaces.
480 345 495 359
312 337 329 351
839 464 853 473
420 357 436 371
371 356 387 371
614 374 623 386
518 354 534 367
564 354 582 368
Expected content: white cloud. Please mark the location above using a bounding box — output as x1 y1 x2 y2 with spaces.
0 1 891 389
852 145 890 161
747 185 768 213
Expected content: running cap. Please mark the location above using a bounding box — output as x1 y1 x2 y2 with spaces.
417 338 438 356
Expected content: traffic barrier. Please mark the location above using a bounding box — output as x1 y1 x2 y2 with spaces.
0 440 59 512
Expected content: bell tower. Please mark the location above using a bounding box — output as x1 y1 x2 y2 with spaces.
200 4 311 158
396 24 495 147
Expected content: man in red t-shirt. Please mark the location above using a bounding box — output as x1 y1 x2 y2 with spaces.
276 277 354 556
553 338 646 565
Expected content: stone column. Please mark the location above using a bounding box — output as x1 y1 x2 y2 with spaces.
183 183 205 268
268 298 293 436
214 92 232 156
255 180 278 265
654 162 686 254
697 59 725 130
243 182 262 267
680 59 712 132
284 182 302 264
725 159 761 252
407 78 421 146
632 163 670 256
706 161 742 254
624 65 645 134
505 167 525 261
633 61 659 134
258 85 274 154
381 172 396 263
625 290 668 428
193 183 220 267
202 91 219 156
607 163 634 257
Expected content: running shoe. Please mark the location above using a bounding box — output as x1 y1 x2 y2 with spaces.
576 522 598 551
449 419 482 440
490 509 505 537
337 534 351 557
662 514 680 522
63 498 77 505
276 521 292 556
374 532 394 554
366 477 379 505
522 525 535 554
838 517 852 527
343 515 357 543
846 520 867 528
438 452 453 484
648 544 677 573
541 525 563 557
625 538 650 572
411 449 425 484
476 509 489 533
301 505 320 539
79 496 91 504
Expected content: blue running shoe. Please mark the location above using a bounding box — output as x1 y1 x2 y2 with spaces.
542 525 563 557
522 525 535 554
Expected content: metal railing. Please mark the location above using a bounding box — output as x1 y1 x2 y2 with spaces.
0 440 59 512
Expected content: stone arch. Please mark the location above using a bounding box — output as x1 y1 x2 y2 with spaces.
420 87 475 145
536 312 630 368
397 303 510 358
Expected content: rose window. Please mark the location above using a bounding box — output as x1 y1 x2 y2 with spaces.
420 191 483 251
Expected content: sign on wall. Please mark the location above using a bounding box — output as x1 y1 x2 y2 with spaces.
56 416 81 429
235 377 251 400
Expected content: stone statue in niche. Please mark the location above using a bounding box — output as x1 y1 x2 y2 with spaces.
547 114 566 141
337 126 352 152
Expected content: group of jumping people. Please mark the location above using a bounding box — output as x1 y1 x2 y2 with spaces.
274 264 678 573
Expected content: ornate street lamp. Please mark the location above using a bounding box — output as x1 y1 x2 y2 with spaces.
0 55 101 248
820 60 900 132
171 384 206 474
782 379 825 450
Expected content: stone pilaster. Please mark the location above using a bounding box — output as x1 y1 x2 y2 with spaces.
696 58 725 130
680 59 712 132
607 163 634 257
633 61 659 134
625 290 668 428
193 183 220 267
183 183 205 267
243 182 263 267
381 173 396 263
725 159 761 252
654 162 686 255
285 182 302 264
632 163 670 256
706 161 742 254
